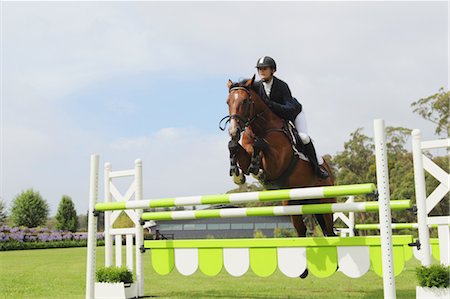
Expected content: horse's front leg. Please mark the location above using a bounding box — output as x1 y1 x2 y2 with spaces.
228 139 250 185
247 137 267 175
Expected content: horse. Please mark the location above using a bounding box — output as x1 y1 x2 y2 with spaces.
223 75 336 238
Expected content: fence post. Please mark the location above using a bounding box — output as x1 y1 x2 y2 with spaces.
374 119 396 299
86 154 99 299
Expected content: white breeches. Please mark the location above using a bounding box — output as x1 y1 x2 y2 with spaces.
294 110 311 144
294 109 324 165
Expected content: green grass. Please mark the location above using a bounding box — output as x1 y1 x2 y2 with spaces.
0 246 423 299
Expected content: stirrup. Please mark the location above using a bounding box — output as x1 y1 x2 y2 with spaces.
315 166 329 179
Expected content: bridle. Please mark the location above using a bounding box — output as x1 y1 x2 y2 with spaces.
219 86 268 132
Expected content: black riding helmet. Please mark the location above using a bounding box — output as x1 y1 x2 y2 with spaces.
255 56 276 71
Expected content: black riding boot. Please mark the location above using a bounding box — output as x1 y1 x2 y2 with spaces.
304 141 329 179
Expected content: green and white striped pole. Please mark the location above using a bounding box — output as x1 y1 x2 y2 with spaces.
141 200 411 221
95 183 376 212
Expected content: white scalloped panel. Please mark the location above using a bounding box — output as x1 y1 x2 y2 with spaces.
175 248 198 276
223 248 249 277
337 246 370 278
413 245 433 262
277 247 307 278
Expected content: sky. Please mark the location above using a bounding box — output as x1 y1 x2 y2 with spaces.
1 1 448 216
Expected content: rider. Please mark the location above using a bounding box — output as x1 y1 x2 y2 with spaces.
252 56 329 179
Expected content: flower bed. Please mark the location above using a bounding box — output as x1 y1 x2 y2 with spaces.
0 225 104 251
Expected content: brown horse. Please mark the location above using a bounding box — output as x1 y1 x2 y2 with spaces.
224 76 336 237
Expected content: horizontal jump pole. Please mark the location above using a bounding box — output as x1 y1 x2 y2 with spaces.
141 200 411 221
95 183 376 212
355 223 446 230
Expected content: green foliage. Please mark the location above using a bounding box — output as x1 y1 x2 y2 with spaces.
0 200 7 225
416 264 450 288
96 266 133 283
274 227 297 238
55 195 78 232
332 128 376 186
411 87 450 137
253 229 266 238
10 189 49 228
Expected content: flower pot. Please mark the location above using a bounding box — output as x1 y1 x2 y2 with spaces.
95 282 137 299
416 286 450 299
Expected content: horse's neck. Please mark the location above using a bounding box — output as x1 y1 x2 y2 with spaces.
249 90 284 135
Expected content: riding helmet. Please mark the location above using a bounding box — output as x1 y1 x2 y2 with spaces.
255 56 276 71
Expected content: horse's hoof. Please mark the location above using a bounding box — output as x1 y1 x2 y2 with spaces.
232 173 246 185
299 269 309 279
248 164 259 175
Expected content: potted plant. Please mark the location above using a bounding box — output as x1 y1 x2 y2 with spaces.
416 264 450 299
95 266 136 299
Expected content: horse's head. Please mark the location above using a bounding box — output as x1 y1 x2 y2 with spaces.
226 75 256 141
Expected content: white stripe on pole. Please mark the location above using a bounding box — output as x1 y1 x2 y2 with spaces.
374 119 396 299
220 208 248 218
332 202 365 213
273 205 302 216
175 196 203 206
172 210 196 220
126 200 149 210
229 192 259 203
289 187 324 199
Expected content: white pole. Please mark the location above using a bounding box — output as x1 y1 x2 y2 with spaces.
348 196 355 237
104 163 113 267
86 154 99 299
373 119 396 299
412 129 432 266
135 159 145 297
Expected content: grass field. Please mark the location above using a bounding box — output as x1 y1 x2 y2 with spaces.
0 246 422 299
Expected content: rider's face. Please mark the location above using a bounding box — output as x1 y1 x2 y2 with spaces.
258 67 274 82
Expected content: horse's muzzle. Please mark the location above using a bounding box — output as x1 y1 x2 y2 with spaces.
228 119 241 141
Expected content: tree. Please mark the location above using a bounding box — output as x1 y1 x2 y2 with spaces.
332 128 376 186
10 189 49 227
55 195 78 232
0 199 7 225
411 87 449 137
332 127 418 233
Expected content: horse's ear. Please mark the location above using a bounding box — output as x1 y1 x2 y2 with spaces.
227 79 233 89
244 75 255 88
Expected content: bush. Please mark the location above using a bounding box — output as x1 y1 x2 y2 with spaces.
55 195 78 232
253 229 266 238
416 264 450 288
96 266 133 283
274 227 297 238
10 189 49 227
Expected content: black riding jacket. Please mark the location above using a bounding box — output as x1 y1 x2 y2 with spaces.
252 76 302 122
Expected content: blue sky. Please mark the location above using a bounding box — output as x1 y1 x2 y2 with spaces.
1 1 448 215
